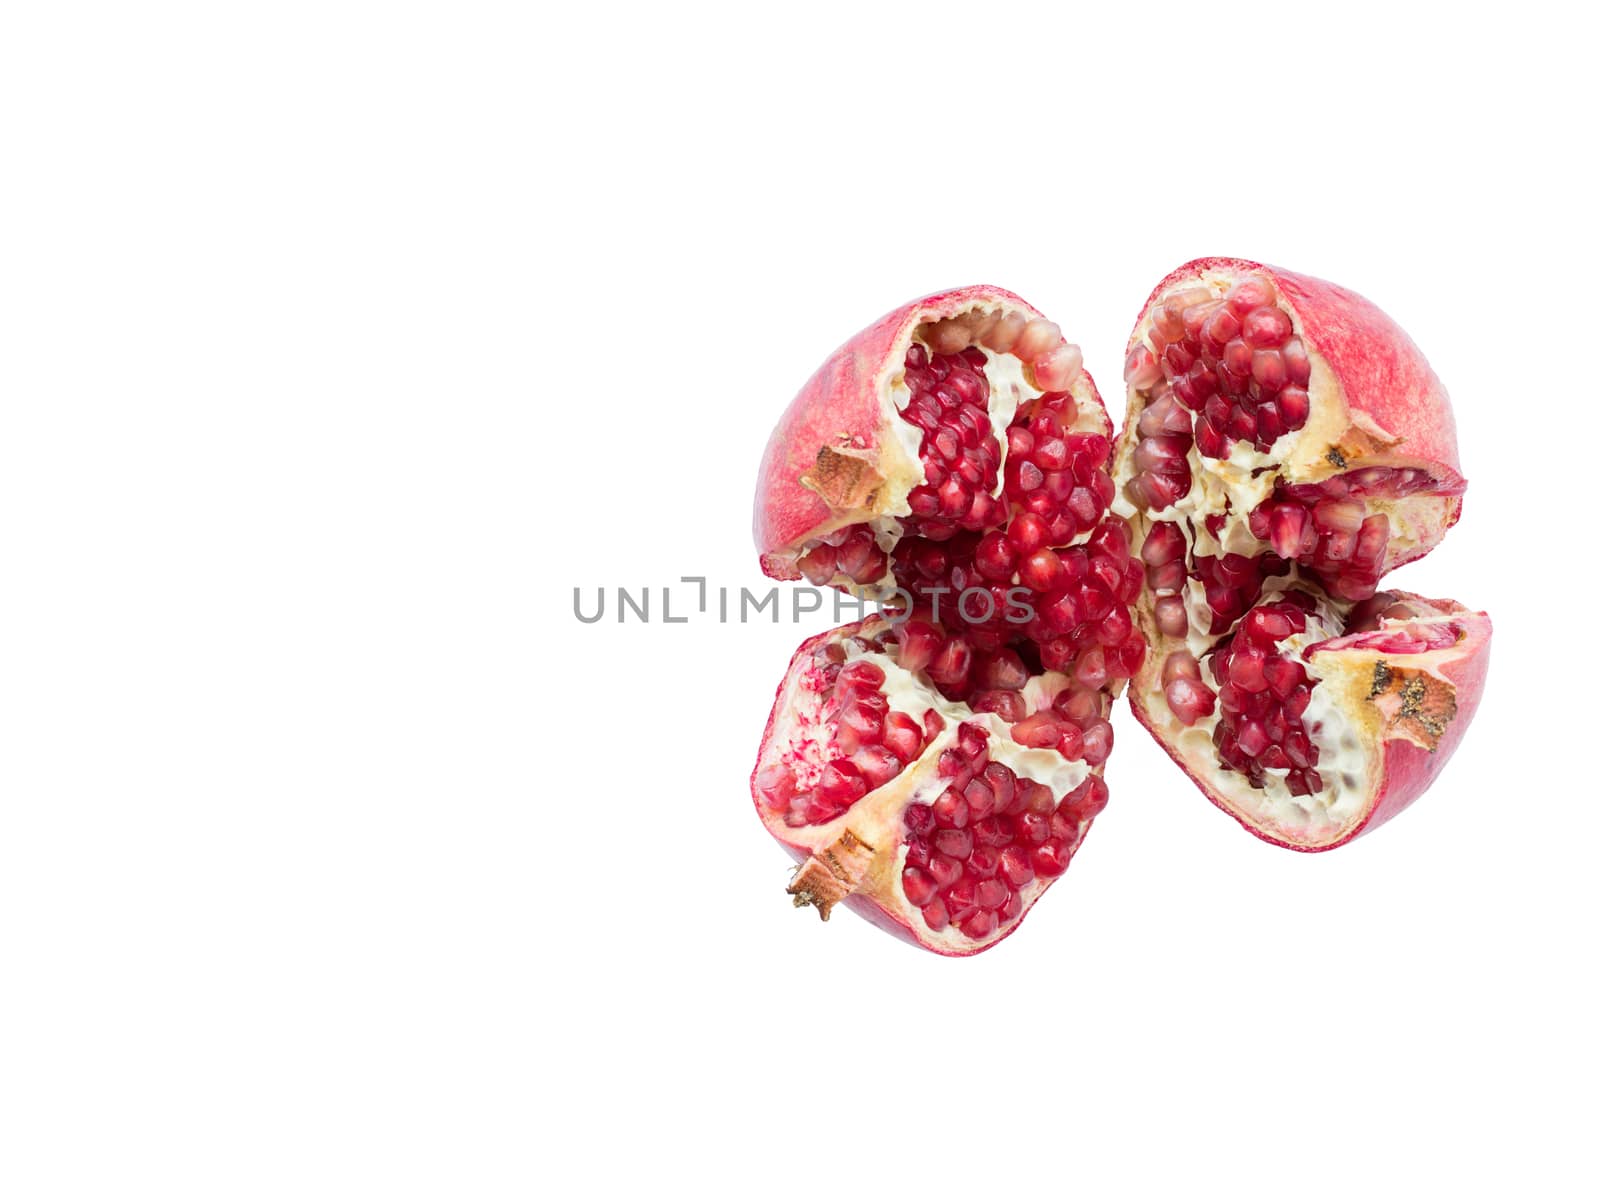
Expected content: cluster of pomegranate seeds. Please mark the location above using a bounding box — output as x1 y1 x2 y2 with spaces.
1122 274 1311 510
1208 598 1322 795
1010 683 1114 763
893 533 1014 652
899 345 1004 536
1000 403 1115 545
1023 518 1145 682
796 524 888 587
1247 490 1389 601
899 721 1108 939
755 656 929 827
869 340 1144 725
1191 549 1288 634
1140 520 1190 639
1121 384 1194 511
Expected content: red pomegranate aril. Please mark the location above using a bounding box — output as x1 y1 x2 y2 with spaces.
934 827 974 860
974 878 1009 911
1018 549 1066 593
982 762 1015 811
854 747 903 789
817 760 868 808
998 845 1035 888
1125 344 1162 388
883 712 924 761
963 777 997 822
921 896 950 931
1075 647 1109 690
896 621 943 672
959 909 998 940
945 877 980 922
933 787 970 830
1017 810 1051 846
970 689 1028 721
1006 512 1048 553
966 845 1000 880
1063 776 1109 822
1154 595 1188 636
1165 677 1215 725
929 638 973 688
972 815 1014 847
1279 386 1310 425
1030 839 1071 878
901 866 937 906
1011 712 1065 748
927 853 963 888
974 531 1016 580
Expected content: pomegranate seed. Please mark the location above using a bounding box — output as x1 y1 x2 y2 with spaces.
1063 776 1109 821
883 711 924 760
945 877 980 921
1241 305 1292 348
964 777 996 821
1081 718 1113 766
933 788 969 830
853 747 903 789
974 878 1009 910
897 621 943 672
982 763 1015 813
902 866 937 906
972 816 1015 847
921 896 950 931
934 828 974 860
959 909 998 940
1019 549 1066 592
1017 811 1051 846
927 853 963 888
1030 838 1071 878
1011 712 1065 748
998 845 1035 888
817 760 868 808
1165 678 1215 725
1007 512 1048 553
966 845 1000 880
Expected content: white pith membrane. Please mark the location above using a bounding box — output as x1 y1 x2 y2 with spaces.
782 298 1104 598
754 616 1099 954
1111 268 1475 846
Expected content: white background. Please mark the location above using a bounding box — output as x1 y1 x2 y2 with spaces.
2 3 1594 1197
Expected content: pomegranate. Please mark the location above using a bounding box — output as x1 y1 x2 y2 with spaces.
752 288 1138 953
1112 259 1492 849
753 616 1111 954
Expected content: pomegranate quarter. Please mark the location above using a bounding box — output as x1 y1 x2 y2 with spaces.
752 288 1139 954
1112 259 1491 850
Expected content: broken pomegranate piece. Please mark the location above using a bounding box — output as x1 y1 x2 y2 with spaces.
753 616 1111 954
752 287 1137 953
1112 259 1491 849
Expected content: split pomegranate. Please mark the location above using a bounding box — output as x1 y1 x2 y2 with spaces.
753 616 1110 953
752 287 1137 953
1112 259 1491 849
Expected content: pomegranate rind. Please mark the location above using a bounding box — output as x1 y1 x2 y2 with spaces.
753 285 1110 580
1127 595 1490 851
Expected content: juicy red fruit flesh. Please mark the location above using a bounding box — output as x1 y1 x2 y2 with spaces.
755 654 929 827
901 722 1107 938
1121 274 1311 514
1208 597 1322 796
